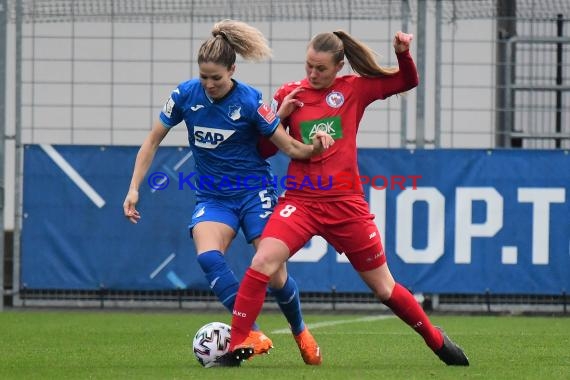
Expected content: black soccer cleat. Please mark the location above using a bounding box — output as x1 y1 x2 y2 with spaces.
214 347 255 367
434 327 470 366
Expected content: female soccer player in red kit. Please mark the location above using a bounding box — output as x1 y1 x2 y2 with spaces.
217 30 469 367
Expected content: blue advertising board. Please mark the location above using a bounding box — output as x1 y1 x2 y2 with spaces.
21 145 569 294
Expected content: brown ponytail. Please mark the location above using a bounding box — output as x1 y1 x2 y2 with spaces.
311 30 398 77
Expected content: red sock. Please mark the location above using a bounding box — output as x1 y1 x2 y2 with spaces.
229 268 270 350
382 283 443 351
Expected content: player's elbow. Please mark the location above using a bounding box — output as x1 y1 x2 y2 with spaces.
409 73 419 89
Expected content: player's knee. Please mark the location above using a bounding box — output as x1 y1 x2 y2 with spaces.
372 286 393 302
251 251 282 277
251 237 290 276
371 278 397 301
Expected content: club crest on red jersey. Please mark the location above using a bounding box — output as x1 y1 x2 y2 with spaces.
326 91 344 108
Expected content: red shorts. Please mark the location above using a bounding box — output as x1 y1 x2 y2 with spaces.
261 196 386 272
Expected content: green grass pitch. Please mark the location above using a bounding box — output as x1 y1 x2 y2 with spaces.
0 309 569 379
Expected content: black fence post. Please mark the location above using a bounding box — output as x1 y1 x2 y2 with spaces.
21 285 26 307
485 289 491 313
331 286 336 311
99 284 106 309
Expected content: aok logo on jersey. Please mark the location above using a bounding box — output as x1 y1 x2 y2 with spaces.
193 126 236 149
299 116 343 144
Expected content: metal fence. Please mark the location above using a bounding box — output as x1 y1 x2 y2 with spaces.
2 0 570 311
6 0 570 149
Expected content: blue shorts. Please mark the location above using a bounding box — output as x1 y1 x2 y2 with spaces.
188 189 277 243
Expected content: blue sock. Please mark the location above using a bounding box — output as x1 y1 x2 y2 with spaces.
197 250 259 330
270 275 305 336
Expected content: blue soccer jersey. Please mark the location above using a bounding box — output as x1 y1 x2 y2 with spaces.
159 79 280 198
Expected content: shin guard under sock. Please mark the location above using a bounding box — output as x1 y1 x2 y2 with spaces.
270 275 306 336
382 283 443 350
197 250 260 330
229 268 270 349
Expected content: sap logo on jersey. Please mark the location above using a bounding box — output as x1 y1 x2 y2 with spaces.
194 126 235 149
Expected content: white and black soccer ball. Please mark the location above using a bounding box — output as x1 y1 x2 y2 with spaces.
192 322 232 368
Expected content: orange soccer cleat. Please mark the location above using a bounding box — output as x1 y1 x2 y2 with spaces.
214 330 272 367
293 327 322 365
246 330 274 356
215 346 254 367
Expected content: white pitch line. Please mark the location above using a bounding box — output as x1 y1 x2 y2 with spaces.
271 315 394 334
150 252 176 279
40 144 106 208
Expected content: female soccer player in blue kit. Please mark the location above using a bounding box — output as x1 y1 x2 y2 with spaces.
123 19 333 359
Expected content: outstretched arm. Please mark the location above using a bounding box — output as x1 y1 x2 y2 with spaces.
123 120 169 223
393 31 413 54
375 32 419 99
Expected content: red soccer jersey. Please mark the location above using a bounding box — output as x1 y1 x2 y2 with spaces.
272 50 419 200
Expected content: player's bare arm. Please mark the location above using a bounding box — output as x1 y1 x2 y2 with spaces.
269 125 334 159
123 121 169 224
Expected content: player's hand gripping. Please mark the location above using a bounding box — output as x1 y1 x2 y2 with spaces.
123 189 141 224
277 86 304 119
311 130 335 156
393 31 413 53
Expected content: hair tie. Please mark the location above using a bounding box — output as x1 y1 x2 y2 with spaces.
216 31 229 42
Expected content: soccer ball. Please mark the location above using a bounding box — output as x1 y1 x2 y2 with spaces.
192 322 232 368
